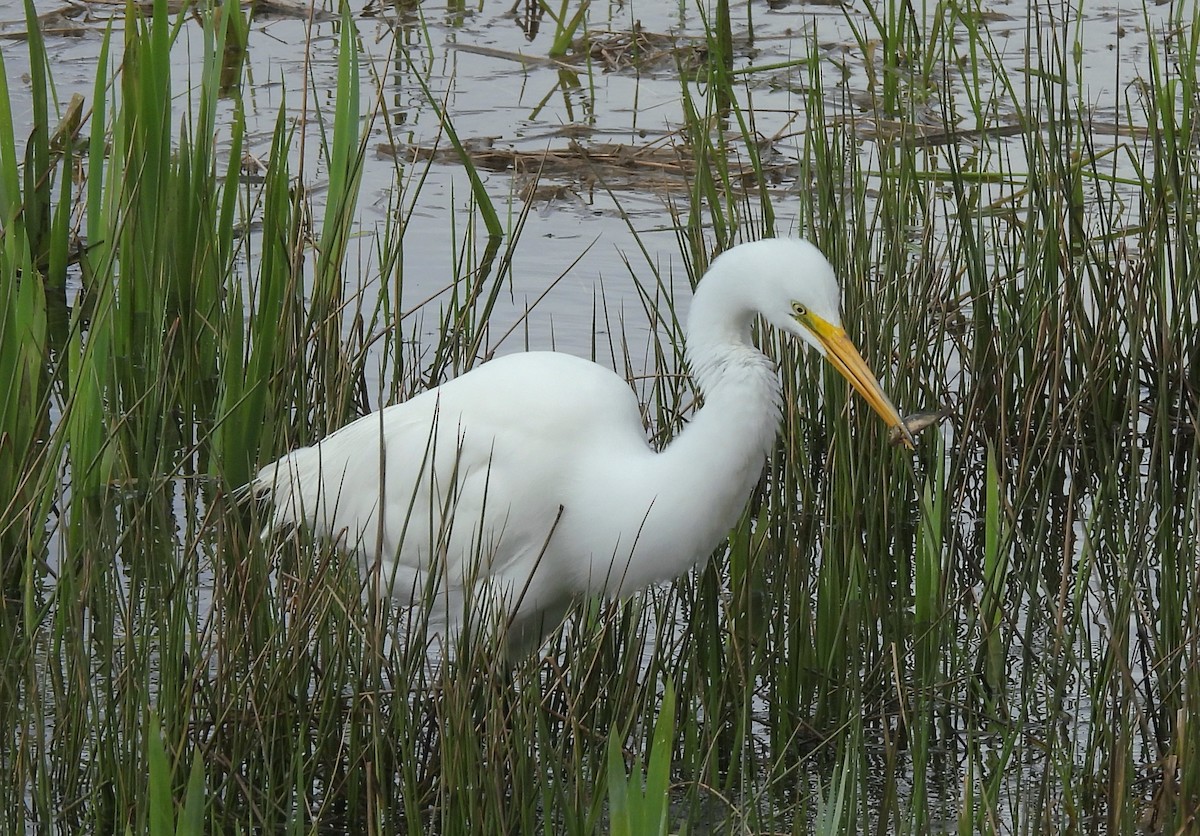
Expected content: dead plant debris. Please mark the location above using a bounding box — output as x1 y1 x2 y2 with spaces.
375 137 800 203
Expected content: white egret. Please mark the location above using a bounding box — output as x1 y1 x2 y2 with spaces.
251 238 911 655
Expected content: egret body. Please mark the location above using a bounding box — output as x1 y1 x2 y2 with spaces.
252 239 909 654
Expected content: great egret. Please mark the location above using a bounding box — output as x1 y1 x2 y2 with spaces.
252 238 911 655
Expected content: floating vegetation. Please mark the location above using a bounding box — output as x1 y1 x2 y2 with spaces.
378 136 800 198
575 27 710 73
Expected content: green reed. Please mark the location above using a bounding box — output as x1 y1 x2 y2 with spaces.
1 0 1198 833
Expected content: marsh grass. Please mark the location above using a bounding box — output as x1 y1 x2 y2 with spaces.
1 0 1198 833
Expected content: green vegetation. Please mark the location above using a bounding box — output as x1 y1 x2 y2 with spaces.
1 0 1196 833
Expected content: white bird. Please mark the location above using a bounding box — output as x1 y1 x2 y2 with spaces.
251 238 911 656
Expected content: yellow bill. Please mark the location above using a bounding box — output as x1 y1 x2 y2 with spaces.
803 313 914 450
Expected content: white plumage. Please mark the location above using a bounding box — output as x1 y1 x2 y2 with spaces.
251 238 909 654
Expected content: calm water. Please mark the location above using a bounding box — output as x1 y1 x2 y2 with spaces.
0 0 1167 372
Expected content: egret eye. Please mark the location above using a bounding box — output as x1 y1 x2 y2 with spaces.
792 303 807 317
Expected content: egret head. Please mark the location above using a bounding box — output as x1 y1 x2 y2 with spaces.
718 238 914 448
733 238 842 348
